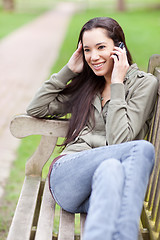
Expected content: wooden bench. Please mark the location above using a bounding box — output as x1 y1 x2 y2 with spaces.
8 54 160 240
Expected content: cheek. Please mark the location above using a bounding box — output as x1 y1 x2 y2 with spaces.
104 50 112 58
84 54 90 64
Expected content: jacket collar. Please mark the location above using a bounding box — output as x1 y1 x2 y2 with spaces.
92 92 102 113
124 63 139 83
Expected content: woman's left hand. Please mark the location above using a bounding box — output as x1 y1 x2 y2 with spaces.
110 46 129 84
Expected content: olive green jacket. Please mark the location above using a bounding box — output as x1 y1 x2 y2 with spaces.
26 64 158 154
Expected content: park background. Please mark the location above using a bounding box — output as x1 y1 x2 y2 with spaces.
0 0 160 239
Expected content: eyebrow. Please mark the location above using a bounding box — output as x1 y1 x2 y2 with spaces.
83 41 107 48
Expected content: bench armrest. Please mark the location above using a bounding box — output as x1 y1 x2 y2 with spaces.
10 115 69 176
10 114 68 138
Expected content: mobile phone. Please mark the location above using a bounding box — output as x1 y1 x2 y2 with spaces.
114 42 126 60
118 42 125 49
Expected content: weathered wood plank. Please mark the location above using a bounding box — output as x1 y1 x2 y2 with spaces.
151 171 160 222
25 136 58 176
154 67 160 94
146 66 160 207
58 208 75 240
80 213 86 240
148 55 160 75
142 202 159 240
7 176 41 240
10 114 68 138
155 203 160 232
34 179 56 240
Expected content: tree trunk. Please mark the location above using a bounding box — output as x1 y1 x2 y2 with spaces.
117 0 126 11
3 0 14 11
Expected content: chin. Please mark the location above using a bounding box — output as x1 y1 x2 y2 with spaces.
92 70 106 77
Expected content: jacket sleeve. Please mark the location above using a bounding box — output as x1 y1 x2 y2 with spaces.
26 65 77 118
106 73 159 145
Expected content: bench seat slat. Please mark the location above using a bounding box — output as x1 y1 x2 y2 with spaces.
58 208 75 240
7 176 41 240
35 179 56 240
80 213 86 239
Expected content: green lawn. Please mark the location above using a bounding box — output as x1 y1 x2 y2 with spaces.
0 0 55 39
0 5 160 239
0 11 41 38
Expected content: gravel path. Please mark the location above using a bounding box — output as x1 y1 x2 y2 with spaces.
0 2 78 200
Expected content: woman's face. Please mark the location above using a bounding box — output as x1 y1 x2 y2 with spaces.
82 28 115 79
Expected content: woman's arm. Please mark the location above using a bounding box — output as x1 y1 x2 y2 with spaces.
106 73 158 144
26 43 83 118
26 65 77 118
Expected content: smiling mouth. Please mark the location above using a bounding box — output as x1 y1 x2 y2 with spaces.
92 62 106 70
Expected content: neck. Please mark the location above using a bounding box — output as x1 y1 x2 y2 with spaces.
101 81 111 104
104 72 112 84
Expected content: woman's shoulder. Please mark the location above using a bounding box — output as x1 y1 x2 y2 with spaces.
127 63 158 88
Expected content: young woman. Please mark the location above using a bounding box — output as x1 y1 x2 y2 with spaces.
26 17 158 240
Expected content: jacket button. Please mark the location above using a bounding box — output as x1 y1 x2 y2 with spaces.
124 76 129 83
137 72 144 78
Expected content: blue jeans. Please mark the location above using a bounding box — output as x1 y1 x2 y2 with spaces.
49 140 155 240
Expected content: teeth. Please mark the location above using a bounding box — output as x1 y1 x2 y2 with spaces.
93 63 104 68
95 64 102 67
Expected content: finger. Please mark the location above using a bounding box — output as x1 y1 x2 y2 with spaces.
77 41 82 49
111 51 121 61
114 46 124 51
114 46 127 56
111 48 126 61
78 41 82 47
112 48 124 55
110 53 119 62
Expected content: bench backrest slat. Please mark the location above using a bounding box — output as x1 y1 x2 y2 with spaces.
155 204 160 233
144 64 160 237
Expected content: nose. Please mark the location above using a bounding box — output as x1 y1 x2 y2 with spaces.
91 50 99 61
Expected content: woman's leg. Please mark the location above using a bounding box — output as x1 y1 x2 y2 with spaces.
113 140 155 240
49 140 154 239
82 159 125 240
82 140 155 240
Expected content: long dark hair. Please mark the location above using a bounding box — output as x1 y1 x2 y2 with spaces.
60 17 133 147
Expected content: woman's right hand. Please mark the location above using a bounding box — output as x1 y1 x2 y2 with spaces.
67 42 84 74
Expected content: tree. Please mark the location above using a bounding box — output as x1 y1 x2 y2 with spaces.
117 0 126 11
2 0 14 11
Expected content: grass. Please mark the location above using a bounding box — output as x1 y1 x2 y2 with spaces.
0 0 55 39
0 5 160 239
0 10 41 39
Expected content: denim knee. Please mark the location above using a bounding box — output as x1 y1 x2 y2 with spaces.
135 140 155 166
92 158 123 184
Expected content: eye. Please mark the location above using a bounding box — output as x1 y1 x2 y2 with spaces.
84 48 90 52
98 45 106 50
98 45 105 49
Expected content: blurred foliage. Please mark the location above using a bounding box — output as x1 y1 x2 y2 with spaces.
0 0 55 12
0 0 159 13
51 7 160 71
